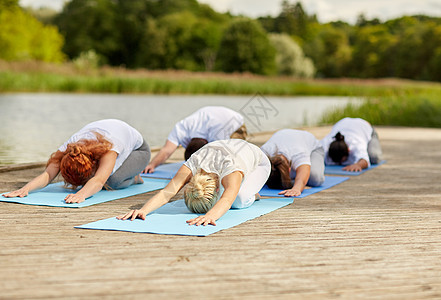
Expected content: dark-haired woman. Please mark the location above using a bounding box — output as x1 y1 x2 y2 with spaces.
3 119 150 203
142 106 247 174
321 117 382 172
261 129 325 197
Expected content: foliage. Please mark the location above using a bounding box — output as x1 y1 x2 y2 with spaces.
303 25 352 77
322 93 441 128
73 49 103 70
3 0 441 79
0 0 18 10
269 33 315 78
0 6 64 62
216 18 276 75
54 0 118 63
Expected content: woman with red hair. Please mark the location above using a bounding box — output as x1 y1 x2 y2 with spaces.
3 119 150 203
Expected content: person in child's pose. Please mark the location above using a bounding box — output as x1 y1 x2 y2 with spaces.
321 117 383 172
261 129 325 197
142 106 247 174
119 139 270 226
2 119 150 203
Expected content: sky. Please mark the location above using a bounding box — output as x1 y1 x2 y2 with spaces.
20 0 441 24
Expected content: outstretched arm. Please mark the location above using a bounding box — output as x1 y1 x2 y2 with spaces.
142 140 178 173
186 171 243 226
118 165 193 220
64 151 117 203
342 159 368 172
2 163 60 198
279 164 310 197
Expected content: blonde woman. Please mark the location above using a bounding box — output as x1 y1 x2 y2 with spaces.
119 139 270 226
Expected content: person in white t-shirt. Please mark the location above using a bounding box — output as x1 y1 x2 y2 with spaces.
261 129 325 197
321 117 383 172
119 139 270 226
142 106 247 174
3 119 150 203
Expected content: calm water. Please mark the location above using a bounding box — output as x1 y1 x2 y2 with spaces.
0 93 360 165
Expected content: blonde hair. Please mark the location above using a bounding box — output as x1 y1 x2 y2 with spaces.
230 124 248 140
184 170 220 213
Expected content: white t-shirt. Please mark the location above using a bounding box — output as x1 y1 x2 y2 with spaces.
184 139 263 181
59 119 144 174
261 129 322 170
321 117 373 166
167 106 244 148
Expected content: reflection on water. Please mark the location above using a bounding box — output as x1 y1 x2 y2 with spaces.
0 93 359 165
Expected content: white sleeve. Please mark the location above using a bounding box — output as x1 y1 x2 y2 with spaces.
167 123 183 146
291 152 311 169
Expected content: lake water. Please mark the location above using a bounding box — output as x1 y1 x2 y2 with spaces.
0 93 360 165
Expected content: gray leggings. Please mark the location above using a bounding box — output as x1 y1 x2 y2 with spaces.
307 147 325 187
367 128 382 164
106 140 151 189
290 147 325 187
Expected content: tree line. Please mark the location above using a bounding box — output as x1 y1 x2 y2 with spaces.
2 0 441 81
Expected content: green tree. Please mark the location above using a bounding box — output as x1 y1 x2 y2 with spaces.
273 1 318 41
0 0 18 10
135 18 168 69
391 19 441 79
216 18 276 75
54 0 118 63
423 46 441 81
350 25 397 77
0 6 64 62
269 33 315 78
303 25 351 77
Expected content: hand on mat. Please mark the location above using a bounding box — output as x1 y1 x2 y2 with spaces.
65 193 85 203
142 164 155 174
342 164 362 172
278 187 301 197
117 209 147 221
2 188 29 198
187 215 217 226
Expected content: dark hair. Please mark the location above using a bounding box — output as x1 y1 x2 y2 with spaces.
184 138 208 160
328 132 349 164
266 155 292 190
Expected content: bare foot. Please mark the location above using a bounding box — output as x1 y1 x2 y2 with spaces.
255 193 261 201
134 174 144 184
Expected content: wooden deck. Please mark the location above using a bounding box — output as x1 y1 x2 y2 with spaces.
1 126 441 299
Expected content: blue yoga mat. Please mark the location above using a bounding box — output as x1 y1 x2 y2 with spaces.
259 175 349 198
0 178 169 208
140 161 185 179
324 160 386 176
75 197 293 236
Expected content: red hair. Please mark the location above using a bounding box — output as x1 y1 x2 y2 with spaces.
47 133 112 189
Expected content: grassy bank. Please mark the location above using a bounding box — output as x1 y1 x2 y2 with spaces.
1 60 440 96
0 69 421 96
2 60 441 127
322 92 441 127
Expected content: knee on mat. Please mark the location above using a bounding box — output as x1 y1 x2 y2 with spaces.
231 192 255 209
307 171 325 187
105 176 128 190
369 155 381 165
